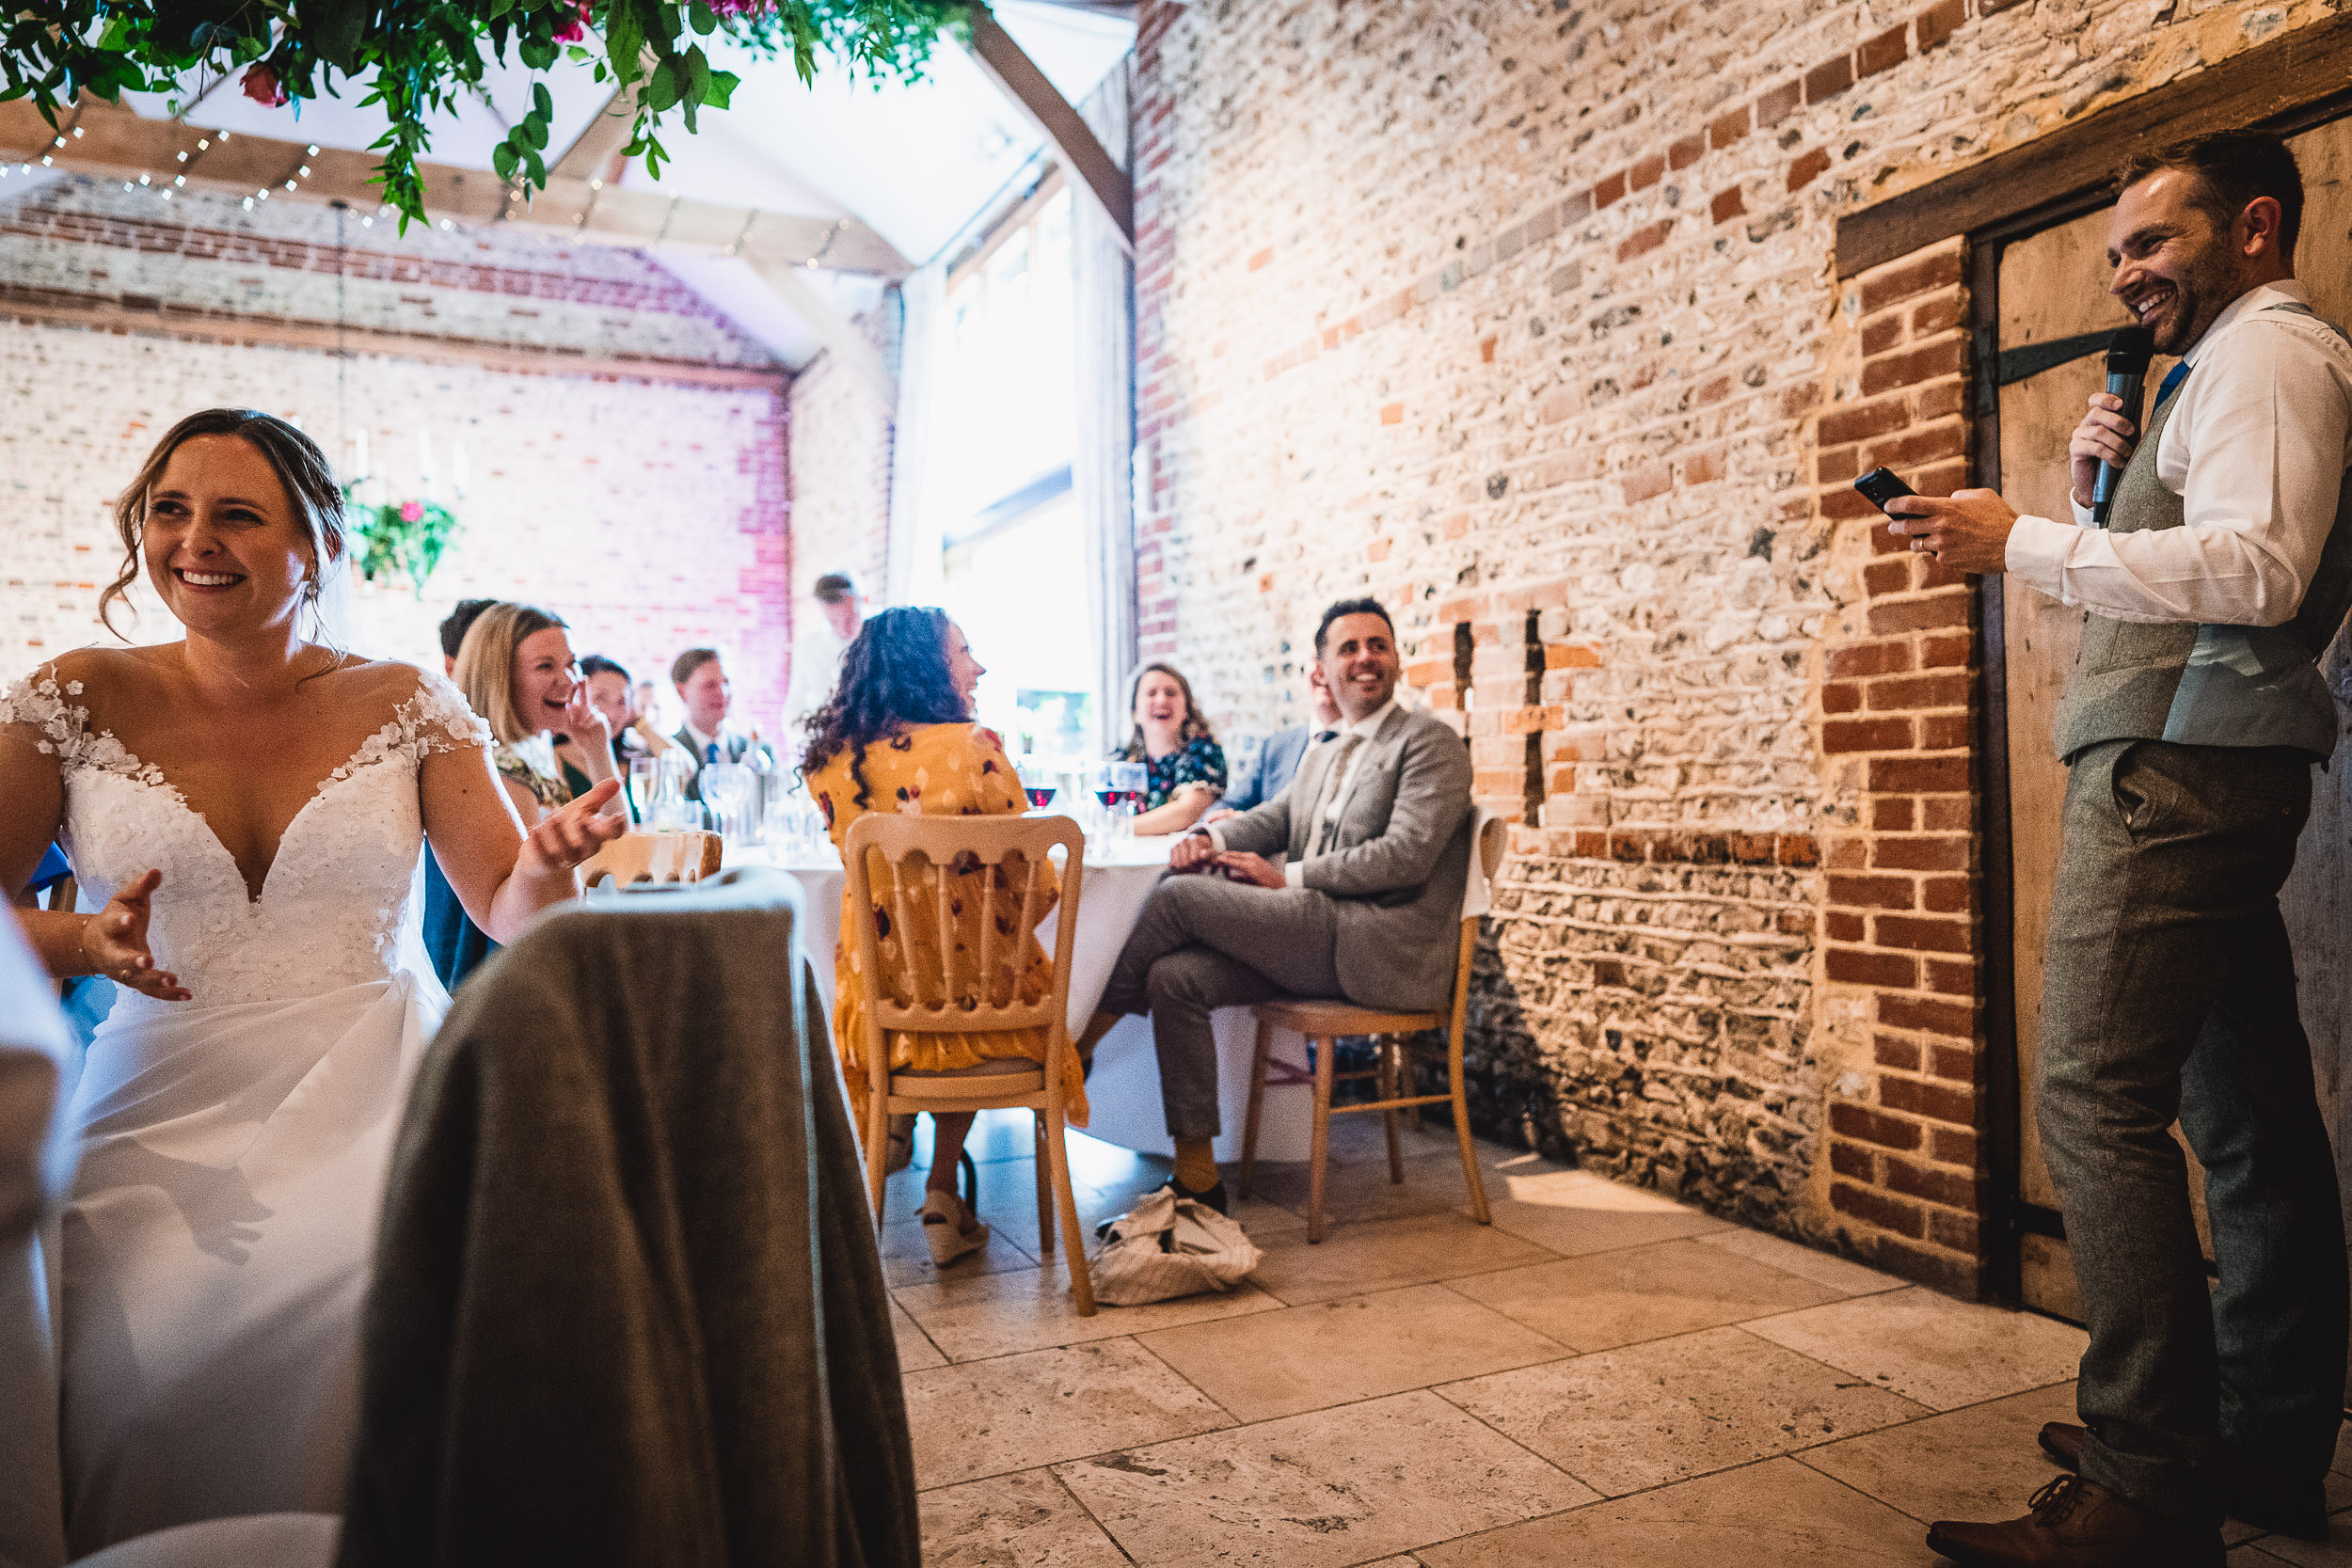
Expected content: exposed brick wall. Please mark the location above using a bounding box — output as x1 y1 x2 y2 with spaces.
786 300 898 623
0 178 797 730
1130 0 2336 1291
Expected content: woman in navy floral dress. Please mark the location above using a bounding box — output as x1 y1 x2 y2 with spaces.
1114 662 1227 836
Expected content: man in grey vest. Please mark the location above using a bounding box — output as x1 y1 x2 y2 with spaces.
1893 131 2352 1567
1081 599 1473 1214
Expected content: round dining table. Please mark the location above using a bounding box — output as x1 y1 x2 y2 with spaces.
723 831 1315 1162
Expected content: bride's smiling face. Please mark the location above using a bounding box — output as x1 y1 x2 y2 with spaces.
513 626 580 736
141 436 315 634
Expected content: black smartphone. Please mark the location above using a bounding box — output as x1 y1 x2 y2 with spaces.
1852 467 1916 513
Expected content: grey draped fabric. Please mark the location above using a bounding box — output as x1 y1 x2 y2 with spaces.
337 867 916 1568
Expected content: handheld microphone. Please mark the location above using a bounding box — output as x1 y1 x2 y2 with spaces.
2091 325 2154 527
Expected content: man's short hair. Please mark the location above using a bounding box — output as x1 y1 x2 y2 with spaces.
437 597 498 662
580 654 628 684
814 572 859 605
672 647 722 688
2118 130 2305 256
1314 596 1395 655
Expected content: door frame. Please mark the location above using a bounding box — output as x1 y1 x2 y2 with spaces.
1964 86 2352 1307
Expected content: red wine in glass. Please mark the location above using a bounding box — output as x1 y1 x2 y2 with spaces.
1025 786 1057 809
1096 789 1141 810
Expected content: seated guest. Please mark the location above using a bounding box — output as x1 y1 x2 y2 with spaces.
1207 662 1341 821
1078 598 1472 1212
425 604 620 990
671 647 773 800
801 608 1087 1264
437 596 497 677
580 653 675 771
1116 663 1229 836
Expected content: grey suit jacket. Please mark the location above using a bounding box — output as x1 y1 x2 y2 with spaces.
1213 724 1311 816
1215 705 1473 1011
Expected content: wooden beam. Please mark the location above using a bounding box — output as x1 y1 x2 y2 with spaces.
0 280 790 388
1836 11 2352 277
0 96 914 277
549 85 638 186
962 6 1133 251
748 258 897 404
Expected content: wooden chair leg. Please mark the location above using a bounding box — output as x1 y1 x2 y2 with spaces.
1308 1034 1334 1243
1449 1023 1491 1225
1240 1015 1273 1198
1379 1037 1404 1184
1041 1116 1096 1316
1033 1110 1057 1256
865 1090 890 1235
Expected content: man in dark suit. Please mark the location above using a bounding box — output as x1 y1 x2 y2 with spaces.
1206 663 1341 821
1085 597 1473 1211
669 647 773 801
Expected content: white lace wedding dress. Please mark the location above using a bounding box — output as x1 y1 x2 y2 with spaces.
0 666 489 1564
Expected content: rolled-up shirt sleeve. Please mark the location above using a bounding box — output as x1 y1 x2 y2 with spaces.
2003 316 2352 626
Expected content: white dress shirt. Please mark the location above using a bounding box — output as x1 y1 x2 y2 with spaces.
2005 280 2352 626
779 621 853 747
1204 697 1399 887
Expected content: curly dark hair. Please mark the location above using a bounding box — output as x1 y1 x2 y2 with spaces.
800 606 970 809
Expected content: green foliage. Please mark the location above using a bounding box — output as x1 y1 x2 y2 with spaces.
346 492 462 599
0 1 967 230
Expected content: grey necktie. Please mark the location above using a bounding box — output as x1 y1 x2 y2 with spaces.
1309 733 1364 856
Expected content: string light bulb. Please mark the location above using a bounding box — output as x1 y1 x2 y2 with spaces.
306 144 318 155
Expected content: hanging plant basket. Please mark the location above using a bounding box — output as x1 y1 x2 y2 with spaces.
349 493 461 599
0 1 967 228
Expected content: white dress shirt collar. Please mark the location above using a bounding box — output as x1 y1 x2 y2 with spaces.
1331 696 1399 739
2183 279 2308 367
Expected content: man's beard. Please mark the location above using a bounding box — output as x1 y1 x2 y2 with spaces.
2151 243 2237 356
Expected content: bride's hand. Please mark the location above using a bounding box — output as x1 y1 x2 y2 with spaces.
80 870 191 1002
517 779 628 882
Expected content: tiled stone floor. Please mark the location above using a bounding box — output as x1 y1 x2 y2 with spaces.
884 1111 2352 1567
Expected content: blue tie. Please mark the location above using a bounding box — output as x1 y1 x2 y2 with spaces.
705 741 720 764
2154 360 2190 408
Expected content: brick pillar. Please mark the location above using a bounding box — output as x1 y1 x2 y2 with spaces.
1809 237 1990 1296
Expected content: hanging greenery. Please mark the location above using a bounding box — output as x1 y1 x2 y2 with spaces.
347 492 462 598
0 1 966 227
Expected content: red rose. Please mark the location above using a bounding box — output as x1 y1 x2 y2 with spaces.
241 64 288 108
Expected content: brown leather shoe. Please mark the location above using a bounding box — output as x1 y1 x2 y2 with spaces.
1926 1475 2220 1566
2037 1421 2328 1541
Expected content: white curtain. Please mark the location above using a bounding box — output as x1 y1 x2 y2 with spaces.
886 262 947 610
1073 58 1137 756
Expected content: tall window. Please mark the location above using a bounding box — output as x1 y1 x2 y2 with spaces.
929 182 1096 756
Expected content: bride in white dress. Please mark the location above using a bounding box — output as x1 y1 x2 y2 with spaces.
0 408 626 1562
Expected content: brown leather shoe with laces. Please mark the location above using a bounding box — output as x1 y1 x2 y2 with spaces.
2037 1421 2328 1541
1925 1475 2221 1567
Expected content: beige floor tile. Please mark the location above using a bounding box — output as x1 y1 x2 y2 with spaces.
1247 1212 1556 1305
1438 1324 1929 1497
896 1261 1284 1361
917 1467 1129 1568
1745 1288 2088 1412
1446 1237 1845 1352
902 1338 1230 1488
1421 1455 1936 1566
892 1299 947 1371
1246 1148 1486 1227
1471 1166 1733 1258
1795 1381 2077 1523
1692 1226 1912 1296
1136 1282 1571 1421
1055 1388 1597 1568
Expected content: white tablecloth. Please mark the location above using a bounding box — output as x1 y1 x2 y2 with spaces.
723 832 1314 1161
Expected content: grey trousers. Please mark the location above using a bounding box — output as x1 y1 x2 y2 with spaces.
2039 739 2346 1526
1098 872 1342 1141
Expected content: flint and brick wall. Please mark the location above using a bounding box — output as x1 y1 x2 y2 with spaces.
0 176 799 729
787 304 898 619
1131 0 2332 1291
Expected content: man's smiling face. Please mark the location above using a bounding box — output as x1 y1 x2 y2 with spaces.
2106 168 2253 356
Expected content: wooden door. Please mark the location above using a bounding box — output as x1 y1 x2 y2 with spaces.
1996 118 2352 1346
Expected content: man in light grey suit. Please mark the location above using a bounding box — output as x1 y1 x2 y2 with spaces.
1085 598 1474 1212
1206 662 1342 820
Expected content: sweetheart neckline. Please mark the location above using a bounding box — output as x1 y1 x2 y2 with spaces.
80 718 416 906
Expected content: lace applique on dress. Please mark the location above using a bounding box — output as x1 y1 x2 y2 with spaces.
320 670 494 788
0 670 166 784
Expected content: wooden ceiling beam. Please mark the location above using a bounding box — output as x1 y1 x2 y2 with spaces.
548 85 639 186
0 96 913 276
962 5 1132 252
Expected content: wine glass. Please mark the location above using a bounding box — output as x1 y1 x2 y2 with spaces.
628 756 659 827
701 762 756 842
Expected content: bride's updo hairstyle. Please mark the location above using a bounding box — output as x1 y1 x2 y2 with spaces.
452 601 568 746
801 606 967 810
102 407 347 637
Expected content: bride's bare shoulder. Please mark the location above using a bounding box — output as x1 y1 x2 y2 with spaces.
23 644 167 695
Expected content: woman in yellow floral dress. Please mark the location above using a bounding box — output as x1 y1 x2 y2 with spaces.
802 607 1086 1264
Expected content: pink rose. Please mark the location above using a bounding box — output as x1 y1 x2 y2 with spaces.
554 1 591 42
241 65 288 109
399 500 424 523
